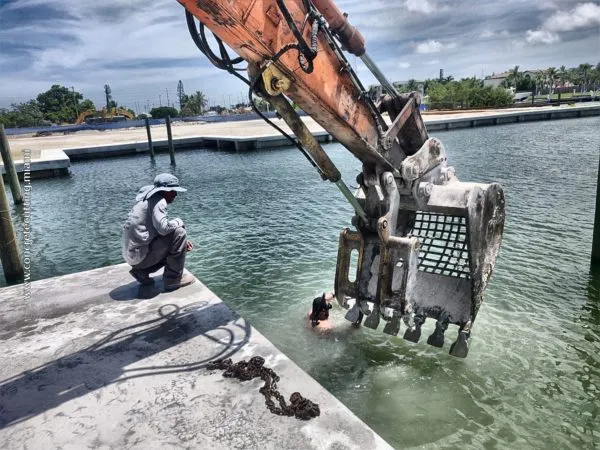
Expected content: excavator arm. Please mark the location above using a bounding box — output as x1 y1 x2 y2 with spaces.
177 0 505 357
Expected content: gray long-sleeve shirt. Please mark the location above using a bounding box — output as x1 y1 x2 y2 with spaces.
122 187 184 266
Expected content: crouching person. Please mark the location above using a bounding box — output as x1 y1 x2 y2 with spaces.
122 173 195 291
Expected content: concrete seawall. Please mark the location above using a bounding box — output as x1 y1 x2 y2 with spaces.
425 102 600 131
2 103 599 178
0 264 393 449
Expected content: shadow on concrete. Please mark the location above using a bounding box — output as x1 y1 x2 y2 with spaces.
0 301 251 428
109 278 166 301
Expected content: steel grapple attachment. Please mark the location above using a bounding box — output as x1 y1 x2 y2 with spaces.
335 138 505 357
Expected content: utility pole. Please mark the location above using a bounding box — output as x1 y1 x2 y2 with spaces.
159 94 162 107
177 80 185 110
104 84 112 110
166 89 170 108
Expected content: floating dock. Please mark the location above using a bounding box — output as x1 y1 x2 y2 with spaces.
2 103 599 179
0 264 393 449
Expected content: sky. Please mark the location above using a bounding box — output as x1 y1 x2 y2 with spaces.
0 0 599 112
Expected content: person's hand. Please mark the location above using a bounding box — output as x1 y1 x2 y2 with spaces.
186 241 194 252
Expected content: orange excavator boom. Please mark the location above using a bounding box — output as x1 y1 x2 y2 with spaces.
177 0 506 357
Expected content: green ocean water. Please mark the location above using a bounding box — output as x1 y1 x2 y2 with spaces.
3 116 599 448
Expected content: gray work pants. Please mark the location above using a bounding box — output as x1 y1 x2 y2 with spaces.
132 227 187 279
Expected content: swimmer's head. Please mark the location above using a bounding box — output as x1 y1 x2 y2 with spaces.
324 292 335 302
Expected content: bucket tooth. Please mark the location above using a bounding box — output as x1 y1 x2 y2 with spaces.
363 304 381 329
403 315 425 343
383 314 401 335
344 302 362 324
427 320 448 348
449 330 469 358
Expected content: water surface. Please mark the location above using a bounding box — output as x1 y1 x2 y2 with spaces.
4 117 600 449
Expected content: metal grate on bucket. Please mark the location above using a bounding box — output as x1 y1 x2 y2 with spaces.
410 212 471 278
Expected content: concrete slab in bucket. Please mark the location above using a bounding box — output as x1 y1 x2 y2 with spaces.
0 264 393 449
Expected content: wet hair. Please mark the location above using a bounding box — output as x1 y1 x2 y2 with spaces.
311 293 333 326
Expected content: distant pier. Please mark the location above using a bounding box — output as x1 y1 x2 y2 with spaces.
2 103 599 179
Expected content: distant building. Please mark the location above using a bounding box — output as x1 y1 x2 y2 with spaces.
483 72 510 88
484 69 546 88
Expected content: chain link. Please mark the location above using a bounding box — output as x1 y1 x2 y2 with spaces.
207 356 320 420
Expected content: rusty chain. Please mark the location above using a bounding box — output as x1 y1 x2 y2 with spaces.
207 356 320 420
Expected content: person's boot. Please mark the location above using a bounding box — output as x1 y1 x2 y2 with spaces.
129 268 154 285
164 273 195 291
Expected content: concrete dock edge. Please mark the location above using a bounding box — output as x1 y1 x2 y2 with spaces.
0 264 394 450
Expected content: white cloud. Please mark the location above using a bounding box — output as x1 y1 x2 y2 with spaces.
2 0 599 109
526 30 560 44
525 2 600 45
413 39 455 54
538 0 558 10
544 2 600 32
404 0 436 14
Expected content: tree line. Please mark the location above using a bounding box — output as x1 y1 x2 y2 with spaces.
393 77 514 109
0 84 139 128
392 61 599 110
148 87 208 119
0 85 97 128
499 63 600 96
0 82 211 127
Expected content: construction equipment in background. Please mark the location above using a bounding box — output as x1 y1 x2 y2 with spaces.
75 107 135 125
177 0 506 358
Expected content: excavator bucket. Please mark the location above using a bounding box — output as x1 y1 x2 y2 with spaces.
335 138 505 358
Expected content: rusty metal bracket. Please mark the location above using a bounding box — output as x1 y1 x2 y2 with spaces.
334 229 363 308
381 97 416 150
376 235 419 313
262 63 291 96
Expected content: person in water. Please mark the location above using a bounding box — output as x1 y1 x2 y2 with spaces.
309 292 335 327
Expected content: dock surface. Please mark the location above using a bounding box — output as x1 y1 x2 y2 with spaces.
0 264 392 449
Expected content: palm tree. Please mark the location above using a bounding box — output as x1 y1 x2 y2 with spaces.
508 65 521 89
534 72 545 97
545 67 557 95
579 63 593 92
182 90 207 115
559 65 567 89
593 63 600 91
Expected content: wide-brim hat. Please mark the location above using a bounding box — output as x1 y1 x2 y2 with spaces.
143 173 187 200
